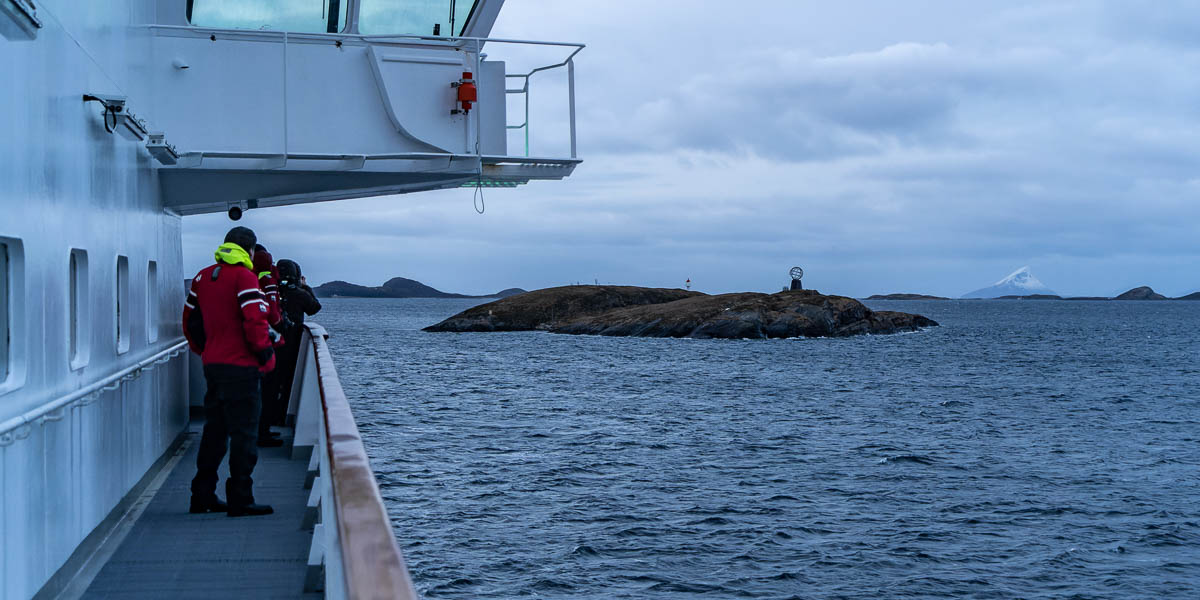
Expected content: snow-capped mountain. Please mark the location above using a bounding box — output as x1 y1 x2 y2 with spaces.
961 266 1058 298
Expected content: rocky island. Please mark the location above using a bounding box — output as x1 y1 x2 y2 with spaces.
424 285 938 339
1113 286 1167 300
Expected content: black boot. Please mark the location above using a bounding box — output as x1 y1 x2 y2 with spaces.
227 503 274 517
189 495 229 514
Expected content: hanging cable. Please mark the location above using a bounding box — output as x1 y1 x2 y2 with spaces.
103 105 117 134
470 40 485 214
83 94 122 134
473 140 485 214
472 47 484 214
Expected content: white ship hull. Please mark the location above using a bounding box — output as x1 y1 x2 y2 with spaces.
1 3 189 598
1 1 580 596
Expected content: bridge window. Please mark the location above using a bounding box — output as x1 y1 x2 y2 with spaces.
116 255 130 354
147 261 159 343
358 0 479 36
188 0 349 34
70 249 90 370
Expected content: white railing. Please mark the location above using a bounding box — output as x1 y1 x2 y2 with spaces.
288 323 419 600
501 41 584 158
0 338 189 446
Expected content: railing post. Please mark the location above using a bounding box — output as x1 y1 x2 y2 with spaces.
568 57 576 159
285 327 309 421
281 31 289 169
291 329 321 459
319 402 349 600
524 81 530 157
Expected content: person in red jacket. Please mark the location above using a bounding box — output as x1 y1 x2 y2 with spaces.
252 244 287 448
183 226 277 517
253 244 284 329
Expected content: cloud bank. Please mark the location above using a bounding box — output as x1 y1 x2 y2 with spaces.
184 0 1200 297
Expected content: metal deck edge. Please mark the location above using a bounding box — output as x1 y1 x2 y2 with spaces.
32 426 193 600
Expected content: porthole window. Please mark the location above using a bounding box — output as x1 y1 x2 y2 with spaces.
0 241 10 380
0 236 24 393
147 260 158 343
116 255 130 354
70 249 90 369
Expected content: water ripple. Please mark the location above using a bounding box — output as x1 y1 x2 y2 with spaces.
318 298 1200 599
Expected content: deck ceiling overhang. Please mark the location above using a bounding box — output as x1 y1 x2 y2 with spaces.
159 157 579 216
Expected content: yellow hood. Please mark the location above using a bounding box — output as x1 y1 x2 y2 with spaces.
214 243 254 269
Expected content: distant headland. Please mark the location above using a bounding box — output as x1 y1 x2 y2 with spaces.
313 277 526 299
866 286 1195 301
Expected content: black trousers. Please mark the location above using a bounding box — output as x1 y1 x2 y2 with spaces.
258 369 279 438
191 364 261 507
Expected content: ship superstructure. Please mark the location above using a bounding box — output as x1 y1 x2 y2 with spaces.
0 1 581 597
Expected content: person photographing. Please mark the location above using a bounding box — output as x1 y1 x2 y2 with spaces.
252 244 288 448
273 259 321 425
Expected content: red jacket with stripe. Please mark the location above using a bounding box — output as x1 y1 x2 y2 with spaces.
183 262 275 371
253 249 284 328
260 272 283 329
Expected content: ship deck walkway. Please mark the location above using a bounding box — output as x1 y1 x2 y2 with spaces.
77 420 320 600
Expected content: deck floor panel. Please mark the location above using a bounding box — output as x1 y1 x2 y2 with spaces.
81 422 321 600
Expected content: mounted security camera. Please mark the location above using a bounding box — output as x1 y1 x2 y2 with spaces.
228 206 243 221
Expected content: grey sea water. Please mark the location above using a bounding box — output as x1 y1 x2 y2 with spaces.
317 297 1200 599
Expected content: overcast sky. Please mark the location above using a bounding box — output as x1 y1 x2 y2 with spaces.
183 0 1200 298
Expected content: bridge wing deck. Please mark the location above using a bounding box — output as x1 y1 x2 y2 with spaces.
81 423 320 599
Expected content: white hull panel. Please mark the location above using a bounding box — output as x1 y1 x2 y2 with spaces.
1 1 189 597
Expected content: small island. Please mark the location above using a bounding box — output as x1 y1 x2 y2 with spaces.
865 293 949 300
424 285 938 339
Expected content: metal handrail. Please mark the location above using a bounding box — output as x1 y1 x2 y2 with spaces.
504 45 584 158
300 323 418 599
146 24 584 51
0 338 189 442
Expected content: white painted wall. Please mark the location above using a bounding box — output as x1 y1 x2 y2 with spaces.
148 32 507 157
0 1 189 598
